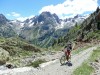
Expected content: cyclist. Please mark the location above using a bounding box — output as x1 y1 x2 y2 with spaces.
64 43 72 62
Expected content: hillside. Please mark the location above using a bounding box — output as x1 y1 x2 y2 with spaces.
76 7 100 42
0 14 17 38
0 14 42 67
0 37 40 67
19 12 85 48
0 46 99 75
55 7 100 46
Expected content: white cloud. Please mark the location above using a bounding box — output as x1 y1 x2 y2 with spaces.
7 14 11 16
27 15 35 19
39 0 98 19
11 12 21 17
7 12 20 17
16 17 28 22
7 12 34 22
16 15 34 22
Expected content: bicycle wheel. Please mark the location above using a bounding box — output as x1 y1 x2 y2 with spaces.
60 55 66 65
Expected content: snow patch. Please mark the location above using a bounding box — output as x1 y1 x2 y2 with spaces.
40 21 44 24
55 21 64 30
11 20 18 23
29 22 34 27
20 23 24 28
29 20 32 24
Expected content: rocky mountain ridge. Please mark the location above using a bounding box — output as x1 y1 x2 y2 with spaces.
18 12 85 47
56 7 100 45
0 12 86 47
0 14 17 38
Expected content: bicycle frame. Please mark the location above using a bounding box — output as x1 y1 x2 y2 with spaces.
60 52 71 65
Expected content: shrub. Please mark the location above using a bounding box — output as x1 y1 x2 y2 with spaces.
28 59 46 68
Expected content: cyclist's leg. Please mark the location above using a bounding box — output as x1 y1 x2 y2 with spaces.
67 50 71 61
65 52 68 61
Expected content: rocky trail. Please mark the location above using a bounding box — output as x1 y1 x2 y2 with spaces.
0 46 98 75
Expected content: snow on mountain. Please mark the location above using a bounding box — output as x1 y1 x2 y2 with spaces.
6 12 86 36
0 12 87 47
9 20 24 34
55 14 86 30
28 22 34 27
55 21 64 30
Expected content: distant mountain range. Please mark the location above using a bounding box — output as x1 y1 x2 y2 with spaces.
0 11 87 47
0 14 17 38
55 7 100 45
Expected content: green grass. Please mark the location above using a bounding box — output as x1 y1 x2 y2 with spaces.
0 37 5 43
73 62 94 75
84 30 100 40
50 45 64 51
73 47 100 75
0 37 42 67
89 48 100 62
27 59 46 68
72 46 91 55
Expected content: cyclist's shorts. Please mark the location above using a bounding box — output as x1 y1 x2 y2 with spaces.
65 50 70 56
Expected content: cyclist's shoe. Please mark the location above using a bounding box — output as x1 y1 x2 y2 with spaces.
67 60 71 63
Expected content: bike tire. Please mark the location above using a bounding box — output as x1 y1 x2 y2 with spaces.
60 55 66 65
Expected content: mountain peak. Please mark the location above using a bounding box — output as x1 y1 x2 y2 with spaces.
96 6 100 13
0 14 9 24
0 14 5 17
74 14 82 19
0 14 8 19
52 13 60 24
39 11 53 19
40 11 52 16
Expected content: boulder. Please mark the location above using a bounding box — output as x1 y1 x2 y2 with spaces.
6 63 17 69
0 48 10 65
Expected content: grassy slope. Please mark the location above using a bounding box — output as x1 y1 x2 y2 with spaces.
72 45 92 55
73 47 100 75
0 37 41 66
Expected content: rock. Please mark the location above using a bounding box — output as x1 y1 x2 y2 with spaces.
6 64 13 69
95 59 99 63
91 58 100 75
6 63 17 69
0 60 6 65
0 48 10 65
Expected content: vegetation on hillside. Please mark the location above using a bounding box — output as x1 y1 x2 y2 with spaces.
73 47 100 75
53 7 100 47
27 59 46 68
0 37 41 66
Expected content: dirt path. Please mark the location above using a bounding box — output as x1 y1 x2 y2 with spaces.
33 47 97 75
0 46 98 75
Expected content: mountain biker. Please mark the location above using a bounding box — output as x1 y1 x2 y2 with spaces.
64 43 72 62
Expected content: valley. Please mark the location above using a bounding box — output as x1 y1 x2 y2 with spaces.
0 5 100 75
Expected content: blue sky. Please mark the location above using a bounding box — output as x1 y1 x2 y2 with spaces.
0 0 100 21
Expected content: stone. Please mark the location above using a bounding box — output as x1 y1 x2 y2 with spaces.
0 48 10 65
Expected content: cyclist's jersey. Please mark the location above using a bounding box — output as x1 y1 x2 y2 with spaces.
67 45 72 51
64 45 72 52
67 47 71 50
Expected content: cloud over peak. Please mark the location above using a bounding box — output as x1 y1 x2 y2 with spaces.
39 0 98 19
7 12 34 21
7 12 20 17
16 15 34 22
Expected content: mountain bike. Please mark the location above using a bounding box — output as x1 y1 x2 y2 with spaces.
60 52 71 65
